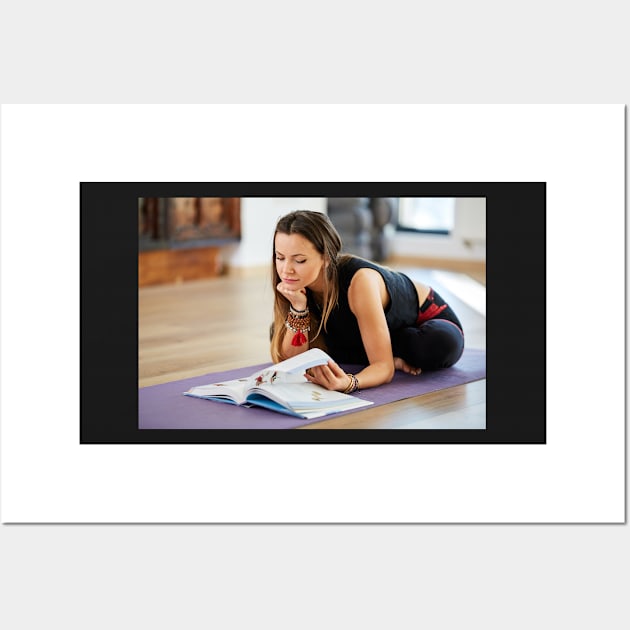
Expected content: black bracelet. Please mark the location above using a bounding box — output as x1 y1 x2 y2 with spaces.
289 305 309 316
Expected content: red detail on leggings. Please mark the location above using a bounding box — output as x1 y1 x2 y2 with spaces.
416 302 448 324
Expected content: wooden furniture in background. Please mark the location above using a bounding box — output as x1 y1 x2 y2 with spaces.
138 197 241 287
139 247 224 286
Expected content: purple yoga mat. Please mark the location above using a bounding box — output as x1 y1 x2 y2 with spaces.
139 348 486 430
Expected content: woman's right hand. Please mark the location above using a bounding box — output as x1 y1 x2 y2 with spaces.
276 282 308 311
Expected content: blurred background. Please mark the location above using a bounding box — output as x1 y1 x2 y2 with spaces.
139 196 485 284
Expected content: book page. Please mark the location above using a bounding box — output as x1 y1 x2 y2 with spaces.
252 348 333 379
249 382 373 412
184 377 252 404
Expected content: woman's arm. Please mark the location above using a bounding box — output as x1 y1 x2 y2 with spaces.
305 269 395 391
346 268 396 387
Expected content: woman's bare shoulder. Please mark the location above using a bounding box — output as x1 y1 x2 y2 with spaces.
348 266 386 289
347 267 389 309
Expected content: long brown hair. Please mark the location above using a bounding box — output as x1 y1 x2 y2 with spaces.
270 210 344 362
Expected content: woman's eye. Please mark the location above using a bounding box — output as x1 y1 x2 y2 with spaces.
296 260 306 264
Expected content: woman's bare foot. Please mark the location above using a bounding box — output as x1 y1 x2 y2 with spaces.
394 357 422 376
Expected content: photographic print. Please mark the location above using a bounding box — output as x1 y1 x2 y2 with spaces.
82 181 544 445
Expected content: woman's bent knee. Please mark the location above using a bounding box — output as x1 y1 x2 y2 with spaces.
392 319 464 370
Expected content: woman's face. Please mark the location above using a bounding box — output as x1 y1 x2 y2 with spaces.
274 232 326 293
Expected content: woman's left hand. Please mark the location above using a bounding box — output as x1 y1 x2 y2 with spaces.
305 360 352 392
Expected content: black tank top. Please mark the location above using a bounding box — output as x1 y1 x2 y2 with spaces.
309 256 420 364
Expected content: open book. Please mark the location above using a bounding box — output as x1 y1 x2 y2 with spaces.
183 348 373 419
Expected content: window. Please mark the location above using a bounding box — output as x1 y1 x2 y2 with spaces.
396 197 456 235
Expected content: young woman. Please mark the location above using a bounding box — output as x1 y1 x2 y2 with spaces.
271 210 464 393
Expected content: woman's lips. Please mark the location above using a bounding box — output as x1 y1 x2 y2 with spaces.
283 278 299 283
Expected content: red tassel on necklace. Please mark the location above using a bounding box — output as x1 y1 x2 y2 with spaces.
291 331 307 346
286 306 309 346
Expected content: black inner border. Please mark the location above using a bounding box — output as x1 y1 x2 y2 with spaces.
81 182 546 444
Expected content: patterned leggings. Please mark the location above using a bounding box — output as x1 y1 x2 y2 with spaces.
391 288 465 370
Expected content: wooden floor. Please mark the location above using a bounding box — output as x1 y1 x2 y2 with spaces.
139 261 486 430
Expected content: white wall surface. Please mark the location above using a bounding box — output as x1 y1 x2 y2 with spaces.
391 197 486 260
226 197 327 268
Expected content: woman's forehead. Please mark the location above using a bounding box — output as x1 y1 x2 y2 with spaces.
274 232 318 253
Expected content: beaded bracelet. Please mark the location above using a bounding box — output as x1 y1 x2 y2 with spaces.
343 373 359 394
285 306 310 346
